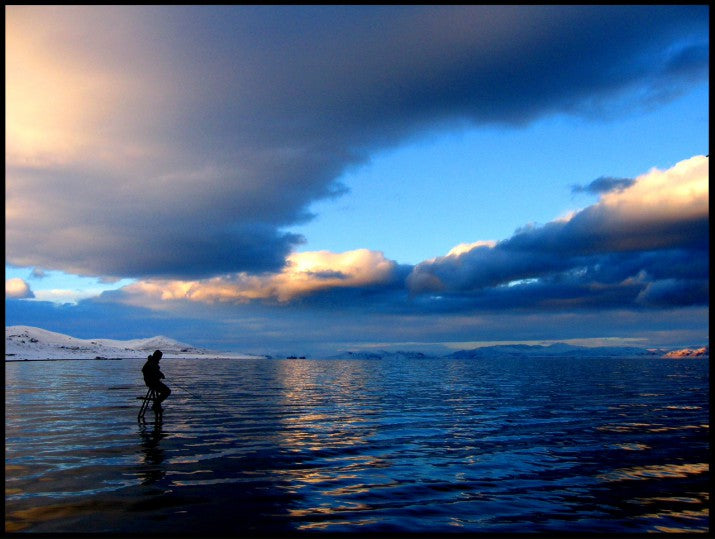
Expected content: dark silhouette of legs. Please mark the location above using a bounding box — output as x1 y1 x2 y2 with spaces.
151 382 171 411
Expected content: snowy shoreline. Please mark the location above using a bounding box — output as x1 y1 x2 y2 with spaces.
5 325 264 361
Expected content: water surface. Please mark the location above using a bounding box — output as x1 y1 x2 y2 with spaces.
5 356 709 533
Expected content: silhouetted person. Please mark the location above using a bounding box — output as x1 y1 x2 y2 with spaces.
142 350 171 412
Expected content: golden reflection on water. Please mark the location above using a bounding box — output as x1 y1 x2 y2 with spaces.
273 360 378 455
5 464 27 497
598 462 708 482
611 442 650 451
599 471 710 533
296 516 379 531
271 360 388 528
597 422 709 434
289 501 373 518
645 507 710 533
654 525 708 533
321 482 373 497
5 499 120 533
289 502 378 531
277 468 358 486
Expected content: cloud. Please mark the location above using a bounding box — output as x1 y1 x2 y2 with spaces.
30 268 47 279
113 155 708 317
6 278 35 299
572 177 635 195
406 155 709 309
5 6 709 280
635 278 709 308
32 289 110 305
121 249 400 305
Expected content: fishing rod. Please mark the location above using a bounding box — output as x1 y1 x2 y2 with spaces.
167 380 243 421
171 381 203 399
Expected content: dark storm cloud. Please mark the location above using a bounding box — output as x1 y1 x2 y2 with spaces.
635 278 709 307
6 5 709 279
406 255 709 315
405 239 709 311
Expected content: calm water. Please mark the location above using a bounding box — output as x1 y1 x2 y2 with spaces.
5 356 710 534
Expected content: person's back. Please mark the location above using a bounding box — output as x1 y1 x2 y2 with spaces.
142 357 162 387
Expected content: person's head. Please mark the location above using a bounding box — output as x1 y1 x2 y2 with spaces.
152 350 163 361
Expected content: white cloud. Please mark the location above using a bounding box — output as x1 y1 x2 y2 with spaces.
446 241 497 257
32 289 105 305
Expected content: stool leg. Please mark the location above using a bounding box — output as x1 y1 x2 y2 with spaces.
138 388 153 421
138 388 164 422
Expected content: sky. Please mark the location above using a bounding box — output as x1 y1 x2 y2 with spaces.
5 5 709 357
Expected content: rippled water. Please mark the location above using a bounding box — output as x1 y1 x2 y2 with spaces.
5 356 709 533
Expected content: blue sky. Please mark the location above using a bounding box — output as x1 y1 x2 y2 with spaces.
6 6 709 356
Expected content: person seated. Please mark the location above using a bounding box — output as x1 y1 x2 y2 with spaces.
142 350 171 412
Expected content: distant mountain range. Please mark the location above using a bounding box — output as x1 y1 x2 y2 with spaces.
5 326 262 360
445 342 664 359
330 342 708 360
5 325 708 361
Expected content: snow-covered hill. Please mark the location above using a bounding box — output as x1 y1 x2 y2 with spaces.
5 326 262 360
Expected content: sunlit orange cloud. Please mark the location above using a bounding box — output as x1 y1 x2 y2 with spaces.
5 278 33 299
123 249 397 305
589 154 707 222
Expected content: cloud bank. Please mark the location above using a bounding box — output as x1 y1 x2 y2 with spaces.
113 155 707 316
407 155 708 310
6 5 709 280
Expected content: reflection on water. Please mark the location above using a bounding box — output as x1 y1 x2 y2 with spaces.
599 462 709 482
138 422 166 485
5 356 709 533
